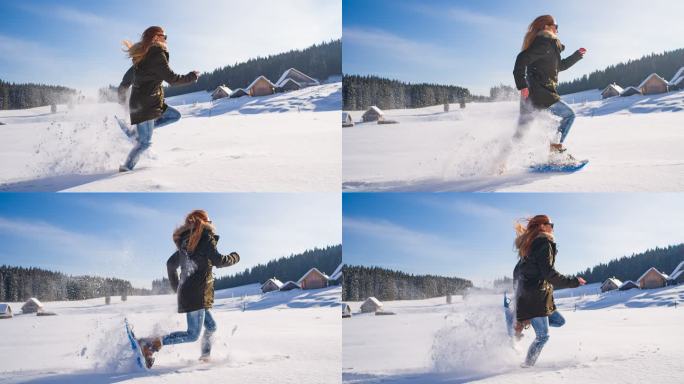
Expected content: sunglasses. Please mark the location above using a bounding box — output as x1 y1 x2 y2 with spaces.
550 24 558 31
157 34 168 40
544 222 555 228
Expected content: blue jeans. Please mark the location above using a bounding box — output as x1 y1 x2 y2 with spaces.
525 310 566 366
547 100 575 144
123 106 181 170
162 309 217 356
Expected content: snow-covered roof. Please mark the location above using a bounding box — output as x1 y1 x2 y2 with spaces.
365 106 384 115
601 84 624 94
246 76 276 92
297 267 330 284
24 297 43 306
670 67 684 83
636 267 668 283
280 280 301 288
278 78 302 88
261 278 283 289
213 85 232 95
342 112 352 122
622 86 641 93
275 68 319 87
671 260 684 276
602 277 622 287
619 280 638 288
363 297 383 307
637 73 668 89
0 303 11 313
329 263 343 280
671 76 684 86
670 270 684 281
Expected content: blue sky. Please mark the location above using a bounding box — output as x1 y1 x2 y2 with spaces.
343 0 684 95
343 193 684 286
0 0 341 95
0 193 341 288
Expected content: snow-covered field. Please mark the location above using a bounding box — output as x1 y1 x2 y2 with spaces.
0 284 341 384
343 283 684 383
343 89 684 192
0 83 341 192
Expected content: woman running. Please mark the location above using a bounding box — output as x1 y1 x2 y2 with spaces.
118 26 199 172
512 215 586 367
137 209 240 368
513 15 586 153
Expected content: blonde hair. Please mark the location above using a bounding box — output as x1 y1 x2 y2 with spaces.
521 15 555 51
514 215 551 258
123 26 166 65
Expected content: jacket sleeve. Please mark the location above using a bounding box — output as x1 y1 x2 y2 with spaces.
559 50 583 71
513 40 551 90
205 234 240 268
148 48 197 86
117 66 135 105
537 241 580 289
166 251 180 292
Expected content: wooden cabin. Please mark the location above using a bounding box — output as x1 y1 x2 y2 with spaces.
342 303 351 318
362 106 384 122
601 84 623 99
246 76 276 97
211 85 232 100
618 280 639 291
0 304 12 319
601 277 622 292
230 88 248 98
21 298 43 314
297 267 330 290
638 73 669 95
277 78 302 92
360 297 383 313
620 86 642 97
279 281 301 291
275 68 319 88
342 112 354 127
637 267 668 289
261 278 283 293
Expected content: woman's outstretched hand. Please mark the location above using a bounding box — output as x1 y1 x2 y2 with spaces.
578 277 587 285
521 88 529 99
578 48 587 57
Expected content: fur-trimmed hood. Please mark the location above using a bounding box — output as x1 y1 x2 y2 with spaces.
172 222 217 248
537 30 564 52
536 231 555 242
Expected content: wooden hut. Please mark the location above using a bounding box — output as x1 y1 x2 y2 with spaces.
246 76 276 97
601 84 623 99
275 68 319 88
211 85 232 100
261 278 283 293
0 304 12 319
279 281 301 291
619 280 639 291
620 86 642 97
362 106 384 122
601 277 622 292
342 112 354 127
360 297 383 313
638 73 669 95
297 267 330 290
342 303 351 318
21 298 43 314
277 78 302 93
637 267 668 289
230 88 248 98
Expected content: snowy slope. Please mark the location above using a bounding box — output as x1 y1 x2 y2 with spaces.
0 285 341 384
0 82 341 192
343 285 684 383
343 89 684 192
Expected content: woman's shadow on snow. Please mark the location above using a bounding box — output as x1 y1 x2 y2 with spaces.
14 364 188 384
0 172 118 192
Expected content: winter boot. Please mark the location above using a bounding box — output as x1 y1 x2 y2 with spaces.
513 320 530 341
138 337 162 369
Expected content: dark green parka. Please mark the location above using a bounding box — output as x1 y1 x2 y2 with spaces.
513 233 580 321
118 44 197 125
167 224 240 313
513 31 583 109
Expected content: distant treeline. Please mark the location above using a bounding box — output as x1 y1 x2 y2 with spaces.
342 265 472 301
214 245 342 290
0 265 140 302
164 39 341 97
0 80 77 110
558 48 684 95
577 244 684 283
343 74 473 110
